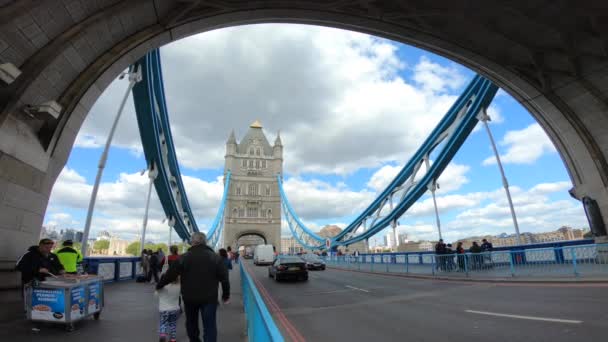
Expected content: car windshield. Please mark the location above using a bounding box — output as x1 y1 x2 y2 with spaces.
303 255 321 261
279 256 304 263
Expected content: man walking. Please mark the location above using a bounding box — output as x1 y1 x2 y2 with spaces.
56 240 83 274
156 232 230 342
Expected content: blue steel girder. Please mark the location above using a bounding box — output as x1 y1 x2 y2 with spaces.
277 75 498 249
148 51 199 234
131 50 199 242
206 171 231 250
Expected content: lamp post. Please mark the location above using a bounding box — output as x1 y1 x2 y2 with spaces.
478 109 521 244
81 67 141 257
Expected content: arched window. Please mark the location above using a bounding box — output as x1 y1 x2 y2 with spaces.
249 147 254 155
267 209 272 218
266 186 271 196
236 186 241 196
262 160 267 168
256 160 260 168
256 148 261 156
248 160 253 168
242 159 247 167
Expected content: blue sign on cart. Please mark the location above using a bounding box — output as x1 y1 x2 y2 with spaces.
88 282 100 313
31 288 65 321
70 286 85 319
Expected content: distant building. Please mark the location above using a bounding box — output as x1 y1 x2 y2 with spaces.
97 230 112 241
281 237 304 254
384 233 397 249
317 225 366 254
75 231 84 243
108 237 129 256
61 229 75 242
397 240 433 252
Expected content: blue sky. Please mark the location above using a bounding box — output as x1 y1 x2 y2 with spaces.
44 24 587 245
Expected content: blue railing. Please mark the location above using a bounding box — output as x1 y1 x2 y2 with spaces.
83 257 141 283
324 243 608 279
240 264 284 341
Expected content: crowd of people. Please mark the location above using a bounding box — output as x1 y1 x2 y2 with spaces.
434 238 494 272
15 233 235 342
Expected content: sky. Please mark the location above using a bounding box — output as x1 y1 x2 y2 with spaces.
43 24 588 246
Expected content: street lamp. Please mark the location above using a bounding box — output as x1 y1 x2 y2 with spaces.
477 109 521 244
81 66 142 257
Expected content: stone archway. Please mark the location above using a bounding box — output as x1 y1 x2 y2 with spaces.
2 2 608 286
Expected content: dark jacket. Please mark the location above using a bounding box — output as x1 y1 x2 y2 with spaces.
157 244 229 303
16 246 64 284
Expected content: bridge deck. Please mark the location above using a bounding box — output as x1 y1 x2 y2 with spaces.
0 269 245 341
243 260 608 342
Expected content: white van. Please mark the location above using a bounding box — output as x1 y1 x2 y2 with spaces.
254 244 275 266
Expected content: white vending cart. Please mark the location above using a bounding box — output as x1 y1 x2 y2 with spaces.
25 275 104 331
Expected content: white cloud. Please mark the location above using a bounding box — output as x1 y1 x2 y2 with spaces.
282 177 374 220
46 168 223 242
482 123 556 165
76 24 471 176
366 162 470 194
399 182 586 242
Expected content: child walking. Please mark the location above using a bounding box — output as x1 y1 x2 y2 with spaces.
156 276 181 342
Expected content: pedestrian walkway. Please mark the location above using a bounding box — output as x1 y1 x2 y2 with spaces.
0 267 245 341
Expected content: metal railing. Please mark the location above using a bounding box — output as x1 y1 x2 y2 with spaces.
240 264 284 341
324 244 608 279
83 257 141 283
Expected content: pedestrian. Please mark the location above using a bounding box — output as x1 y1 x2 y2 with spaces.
219 248 232 271
55 240 83 274
156 232 230 342
456 242 466 271
233 249 240 264
167 245 180 267
158 248 166 270
149 251 161 283
469 241 482 270
156 275 181 342
16 239 65 296
141 249 150 278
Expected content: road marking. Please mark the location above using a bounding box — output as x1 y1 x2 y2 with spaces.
464 310 583 324
346 285 370 293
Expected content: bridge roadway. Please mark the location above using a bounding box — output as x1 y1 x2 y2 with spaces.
244 260 608 342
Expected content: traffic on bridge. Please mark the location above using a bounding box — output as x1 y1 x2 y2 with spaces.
2 1 608 342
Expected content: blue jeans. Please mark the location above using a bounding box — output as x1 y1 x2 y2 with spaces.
184 301 217 342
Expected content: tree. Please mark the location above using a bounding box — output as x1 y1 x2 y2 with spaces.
93 239 110 251
126 241 141 256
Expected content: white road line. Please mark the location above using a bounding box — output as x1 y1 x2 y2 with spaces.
464 310 583 324
346 285 370 293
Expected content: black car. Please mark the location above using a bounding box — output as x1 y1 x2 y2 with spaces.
302 254 326 270
268 256 308 281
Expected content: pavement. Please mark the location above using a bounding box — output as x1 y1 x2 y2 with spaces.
244 260 608 342
0 269 245 342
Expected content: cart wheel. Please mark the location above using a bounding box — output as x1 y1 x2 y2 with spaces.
65 324 75 332
93 312 100 320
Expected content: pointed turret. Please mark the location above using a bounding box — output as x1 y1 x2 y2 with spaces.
225 129 237 156
227 129 237 144
273 130 283 159
274 130 282 147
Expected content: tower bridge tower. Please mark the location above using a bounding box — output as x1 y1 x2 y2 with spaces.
223 120 282 251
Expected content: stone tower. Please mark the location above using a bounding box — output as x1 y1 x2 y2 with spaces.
223 120 282 252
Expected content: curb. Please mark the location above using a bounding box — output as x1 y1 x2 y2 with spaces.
327 266 608 285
